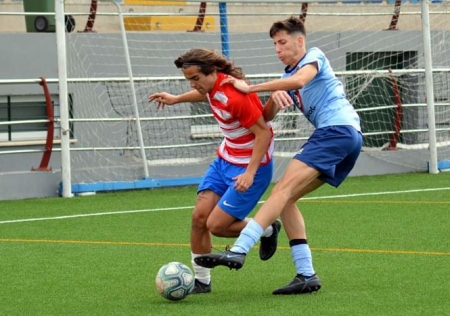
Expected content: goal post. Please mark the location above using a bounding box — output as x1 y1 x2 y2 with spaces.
55 0 71 198
55 0 450 197
421 0 438 174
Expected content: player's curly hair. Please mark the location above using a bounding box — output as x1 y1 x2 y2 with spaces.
269 16 306 38
174 48 245 79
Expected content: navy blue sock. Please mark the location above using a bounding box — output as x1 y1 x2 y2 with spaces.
290 239 315 276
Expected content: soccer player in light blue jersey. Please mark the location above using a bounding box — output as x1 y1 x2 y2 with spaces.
195 17 363 295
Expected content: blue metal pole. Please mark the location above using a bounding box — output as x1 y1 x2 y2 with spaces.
219 2 230 58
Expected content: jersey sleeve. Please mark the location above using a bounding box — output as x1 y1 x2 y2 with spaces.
300 47 325 74
227 88 263 129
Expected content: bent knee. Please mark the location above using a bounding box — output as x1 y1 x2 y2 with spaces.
191 208 210 229
206 220 229 237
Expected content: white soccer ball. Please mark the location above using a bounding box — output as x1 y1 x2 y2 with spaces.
155 261 195 301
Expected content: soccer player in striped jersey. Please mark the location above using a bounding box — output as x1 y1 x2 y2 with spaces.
148 48 281 294
194 17 363 295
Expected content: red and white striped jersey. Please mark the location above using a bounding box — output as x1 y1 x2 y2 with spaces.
206 73 274 166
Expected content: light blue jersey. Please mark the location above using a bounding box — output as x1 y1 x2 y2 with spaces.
282 47 361 131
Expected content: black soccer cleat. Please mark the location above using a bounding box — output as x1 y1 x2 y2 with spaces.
272 274 322 295
190 279 212 294
194 250 246 270
259 219 282 261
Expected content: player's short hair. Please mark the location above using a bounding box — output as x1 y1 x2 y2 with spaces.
269 17 306 38
174 48 245 79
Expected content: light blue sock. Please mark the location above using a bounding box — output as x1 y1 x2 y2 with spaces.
291 244 315 276
230 219 264 254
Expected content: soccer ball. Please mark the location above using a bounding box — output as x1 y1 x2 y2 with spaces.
155 261 195 301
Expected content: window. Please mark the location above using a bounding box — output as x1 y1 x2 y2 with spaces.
0 95 62 145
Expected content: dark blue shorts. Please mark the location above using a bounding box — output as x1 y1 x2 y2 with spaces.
197 157 273 220
293 125 362 187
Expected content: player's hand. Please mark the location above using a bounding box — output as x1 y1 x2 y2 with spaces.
220 77 251 94
148 92 177 109
271 90 294 110
232 172 254 192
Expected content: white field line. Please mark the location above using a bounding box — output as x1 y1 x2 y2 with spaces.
1 187 449 225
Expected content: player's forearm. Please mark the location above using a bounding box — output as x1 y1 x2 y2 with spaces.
249 77 303 93
245 130 272 176
176 90 208 103
263 97 280 122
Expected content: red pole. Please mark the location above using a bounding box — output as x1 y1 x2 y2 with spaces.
386 69 403 150
300 3 308 24
191 2 207 32
388 0 402 30
84 0 98 32
32 77 54 171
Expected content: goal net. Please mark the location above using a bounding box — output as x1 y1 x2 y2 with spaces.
60 0 450 194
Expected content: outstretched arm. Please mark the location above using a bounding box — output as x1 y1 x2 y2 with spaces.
148 90 207 109
221 63 318 94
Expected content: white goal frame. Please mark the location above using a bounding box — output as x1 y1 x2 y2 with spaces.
53 0 445 198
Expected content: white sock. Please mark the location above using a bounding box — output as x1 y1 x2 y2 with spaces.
191 253 211 285
262 224 273 237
